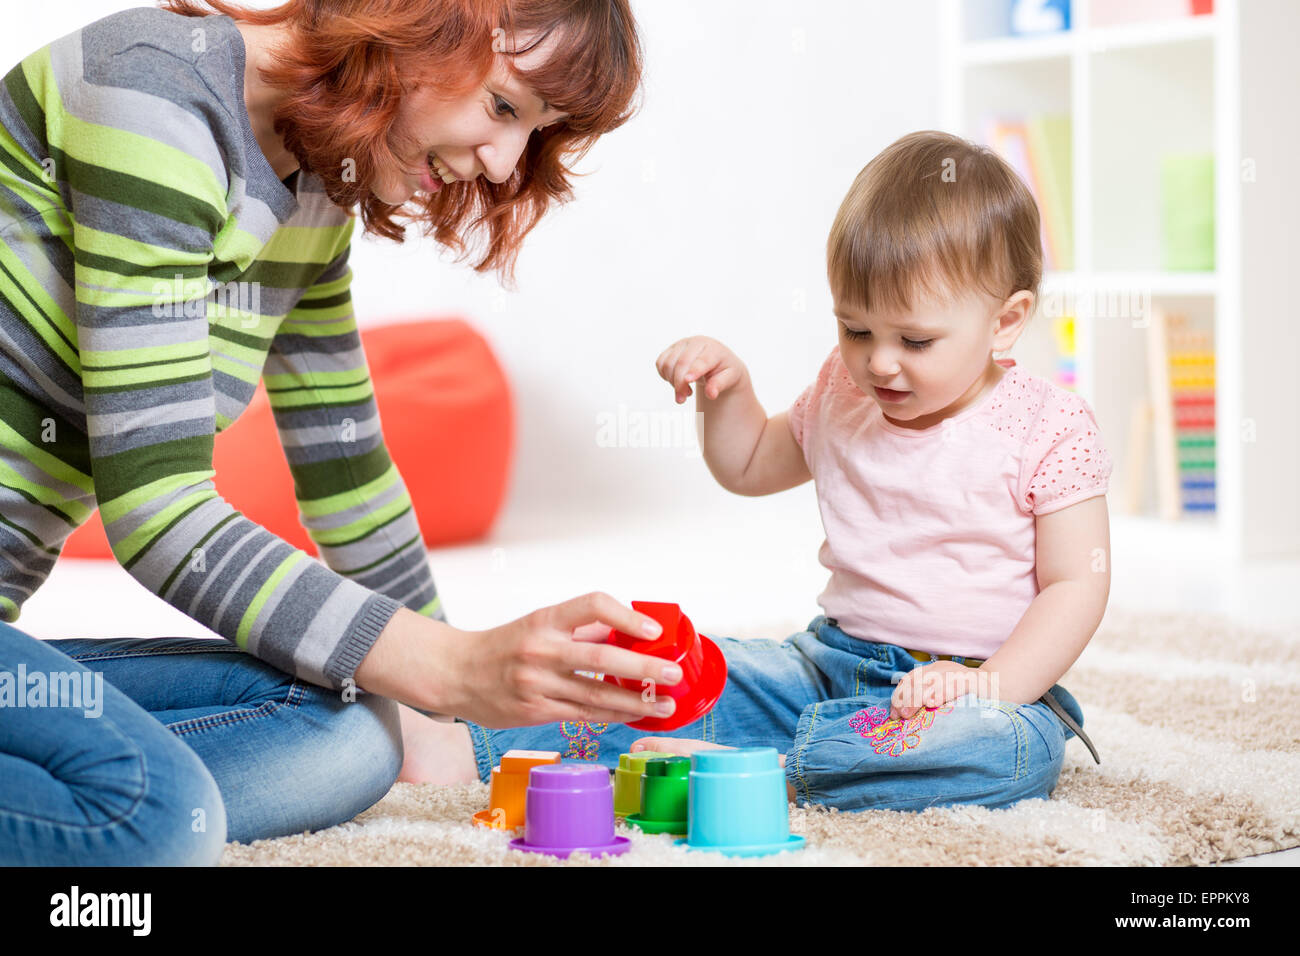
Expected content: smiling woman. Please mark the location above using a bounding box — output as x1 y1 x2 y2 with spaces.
0 0 662 865
161 0 644 283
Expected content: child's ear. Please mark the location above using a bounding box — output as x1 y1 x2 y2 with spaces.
992 290 1034 351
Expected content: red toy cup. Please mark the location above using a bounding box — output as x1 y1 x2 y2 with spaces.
602 601 726 732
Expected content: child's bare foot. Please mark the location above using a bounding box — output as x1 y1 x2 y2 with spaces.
631 737 796 802
396 703 480 785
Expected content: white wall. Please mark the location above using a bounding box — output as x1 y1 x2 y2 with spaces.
353 0 944 535
5 0 944 538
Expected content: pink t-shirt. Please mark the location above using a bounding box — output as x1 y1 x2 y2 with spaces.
787 348 1113 659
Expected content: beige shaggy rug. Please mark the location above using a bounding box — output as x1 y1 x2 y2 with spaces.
220 610 1300 866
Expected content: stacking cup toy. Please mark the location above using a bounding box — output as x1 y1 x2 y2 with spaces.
602 601 727 732
471 749 561 831
681 748 805 856
614 751 673 817
509 762 631 858
625 756 691 835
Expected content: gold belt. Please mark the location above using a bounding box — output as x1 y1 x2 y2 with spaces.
905 648 984 668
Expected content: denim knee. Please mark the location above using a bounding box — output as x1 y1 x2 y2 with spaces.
92 736 228 866
0 725 229 867
154 750 229 866
103 728 229 866
311 689 404 827
168 681 404 845
1045 683 1085 740
786 695 1068 813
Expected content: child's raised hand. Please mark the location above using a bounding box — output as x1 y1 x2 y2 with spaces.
655 336 747 404
890 661 980 721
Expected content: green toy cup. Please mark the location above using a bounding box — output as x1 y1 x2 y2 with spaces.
613 751 673 817
626 756 691 835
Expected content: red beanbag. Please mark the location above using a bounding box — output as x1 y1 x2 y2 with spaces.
64 317 513 559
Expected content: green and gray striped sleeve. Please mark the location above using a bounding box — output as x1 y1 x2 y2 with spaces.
264 233 446 625
0 13 444 690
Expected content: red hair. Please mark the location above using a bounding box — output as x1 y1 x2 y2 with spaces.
157 0 644 285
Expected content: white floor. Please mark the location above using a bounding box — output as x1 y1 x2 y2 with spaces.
16 487 1299 866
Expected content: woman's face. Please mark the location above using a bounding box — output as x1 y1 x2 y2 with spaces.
369 30 569 205
833 288 1031 430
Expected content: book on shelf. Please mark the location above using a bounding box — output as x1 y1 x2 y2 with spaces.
1089 0 1213 28
1026 114 1073 272
984 114 1073 272
1009 0 1071 36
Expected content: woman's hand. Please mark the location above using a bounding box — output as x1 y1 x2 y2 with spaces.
357 593 686 729
656 336 748 404
889 661 981 720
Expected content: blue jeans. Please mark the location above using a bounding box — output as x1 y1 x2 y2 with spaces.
0 620 403 865
459 615 1085 812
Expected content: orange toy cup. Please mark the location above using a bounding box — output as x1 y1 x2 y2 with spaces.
602 601 727 732
471 749 561 831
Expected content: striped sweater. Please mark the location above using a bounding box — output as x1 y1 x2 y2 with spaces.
0 7 444 690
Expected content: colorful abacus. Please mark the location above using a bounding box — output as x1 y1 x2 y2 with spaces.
1166 316 1216 514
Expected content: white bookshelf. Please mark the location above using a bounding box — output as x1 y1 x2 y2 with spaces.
941 0 1299 563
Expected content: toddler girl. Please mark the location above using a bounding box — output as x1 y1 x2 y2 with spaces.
454 130 1112 812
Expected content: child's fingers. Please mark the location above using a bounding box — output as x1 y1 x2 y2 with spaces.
703 364 742 399
897 669 943 716
631 736 732 757
665 343 695 387
655 345 697 403
656 344 690 385
925 677 944 708
670 342 712 393
891 676 916 719
916 672 933 708
677 364 707 401
656 340 696 377
630 736 686 754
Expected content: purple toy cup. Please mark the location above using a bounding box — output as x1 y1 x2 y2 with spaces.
508 762 630 858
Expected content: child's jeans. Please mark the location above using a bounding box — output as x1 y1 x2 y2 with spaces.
458 615 1086 812
0 620 403 865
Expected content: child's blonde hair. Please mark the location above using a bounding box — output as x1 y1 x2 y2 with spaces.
827 130 1042 316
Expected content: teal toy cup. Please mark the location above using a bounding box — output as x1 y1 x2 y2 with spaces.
681 747 805 856
626 756 691 835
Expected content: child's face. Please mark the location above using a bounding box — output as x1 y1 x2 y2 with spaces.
833 287 1031 430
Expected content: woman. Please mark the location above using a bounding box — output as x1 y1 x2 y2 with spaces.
0 0 673 865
